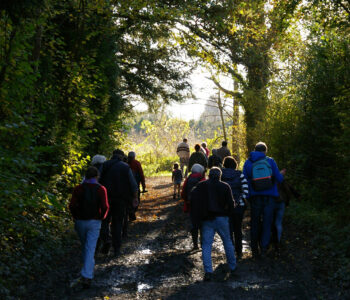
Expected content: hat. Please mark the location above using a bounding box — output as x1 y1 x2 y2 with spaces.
191 163 204 174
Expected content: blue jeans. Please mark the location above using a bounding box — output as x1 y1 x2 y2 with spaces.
273 201 285 242
75 219 101 279
250 196 275 253
201 216 236 273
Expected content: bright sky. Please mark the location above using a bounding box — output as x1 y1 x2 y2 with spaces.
167 69 213 120
133 67 233 121
168 67 234 120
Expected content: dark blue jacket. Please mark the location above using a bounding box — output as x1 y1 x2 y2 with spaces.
100 155 137 204
243 151 284 198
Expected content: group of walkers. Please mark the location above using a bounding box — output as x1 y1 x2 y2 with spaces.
69 138 299 288
69 149 146 288
175 138 297 281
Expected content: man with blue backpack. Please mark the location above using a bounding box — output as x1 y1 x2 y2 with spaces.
243 142 286 258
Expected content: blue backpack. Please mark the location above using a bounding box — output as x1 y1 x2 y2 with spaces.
251 158 273 191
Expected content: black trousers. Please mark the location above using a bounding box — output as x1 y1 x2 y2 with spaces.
229 206 246 255
100 200 127 252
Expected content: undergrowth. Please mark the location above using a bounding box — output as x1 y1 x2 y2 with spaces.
287 201 350 290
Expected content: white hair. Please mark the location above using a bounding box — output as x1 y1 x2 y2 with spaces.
91 154 106 165
191 163 204 174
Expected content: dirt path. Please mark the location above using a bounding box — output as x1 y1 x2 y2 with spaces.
30 176 340 299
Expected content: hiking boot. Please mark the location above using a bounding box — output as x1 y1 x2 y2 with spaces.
82 277 91 289
204 272 213 281
70 276 91 289
260 249 267 258
228 267 238 280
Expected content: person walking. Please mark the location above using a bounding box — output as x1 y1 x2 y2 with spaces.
216 141 231 161
221 156 249 259
128 151 146 220
172 163 183 199
243 142 285 258
208 149 223 169
99 149 138 257
188 144 208 171
201 142 210 158
190 167 237 281
69 167 109 288
271 181 300 252
181 163 206 250
176 138 190 178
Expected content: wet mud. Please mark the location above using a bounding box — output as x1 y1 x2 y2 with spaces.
29 176 344 299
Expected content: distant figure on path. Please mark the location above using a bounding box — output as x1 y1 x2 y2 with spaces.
176 138 190 178
208 149 223 169
99 149 138 257
69 167 109 288
190 167 237 281
172 163 183 199
243 141 285 258
201 142 210 158
188 144 207 171
216 141 231 161
128 151 146 219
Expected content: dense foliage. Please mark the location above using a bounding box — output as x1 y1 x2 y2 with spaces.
0 1 191 297
0 0 349 297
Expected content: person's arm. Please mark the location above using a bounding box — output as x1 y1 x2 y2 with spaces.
200 153 207 168
240 172 249 204
188 155 193 172
270 159 284 183
127 168 139 207
225 184 236 211
98 185 109 219
181 177 188 200
137 161 146 190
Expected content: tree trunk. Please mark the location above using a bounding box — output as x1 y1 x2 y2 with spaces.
217 89 227 142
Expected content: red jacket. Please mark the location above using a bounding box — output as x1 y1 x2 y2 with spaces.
129 159 146 189
69 183 109 220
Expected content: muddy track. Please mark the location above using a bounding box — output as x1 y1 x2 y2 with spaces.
29 176 341 299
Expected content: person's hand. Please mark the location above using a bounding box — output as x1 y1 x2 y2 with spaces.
280 168 286 176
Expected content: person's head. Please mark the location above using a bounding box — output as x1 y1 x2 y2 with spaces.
222 141 228 147
201 142 207 148
209 167 222 180
212 149 217 155
127 151 136 163
112 149 124 159
194 144 201 152
183 138 188 143
223 156 237 170
255 142 268 153
173 163 179 170
91 154 106 166
191 163 204 174
85 166 99 179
